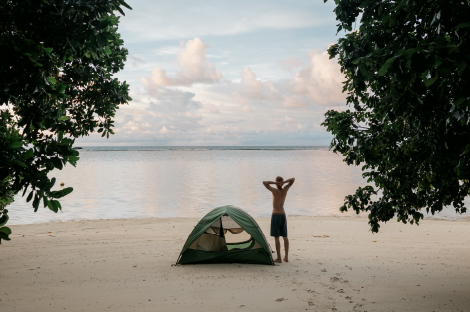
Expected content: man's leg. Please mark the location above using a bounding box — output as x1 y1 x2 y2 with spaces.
274 237 282 263
282 236 289 262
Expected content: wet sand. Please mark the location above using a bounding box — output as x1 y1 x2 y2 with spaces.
1 216 469 311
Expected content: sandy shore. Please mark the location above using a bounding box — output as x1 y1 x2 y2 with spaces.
1 216 469 312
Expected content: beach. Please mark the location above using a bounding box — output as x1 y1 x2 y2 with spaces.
1 216 469 312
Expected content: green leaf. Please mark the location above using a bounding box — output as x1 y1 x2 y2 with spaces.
43 47 53 54
378 57 397 76
456 21 470 30
47 200 58 213
119 0 133 10
51 157 63 170
45 158 54 170
0 231 11 241
454 97 466 107
395 0 407 10
422 70 439 87
57 83 67 93
0 213 9 227
26 191 34 203
33 195 40 212
97 20 110 30
0 227 12 235
47 77 57 84
7 141 23 148
59 116 71 121
24 148 34 158
67 155 80 166
61 138 74 145
49 187 73 199
13 160 28 168
116 6 125 16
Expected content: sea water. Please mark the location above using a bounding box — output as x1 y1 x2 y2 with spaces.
8 146 467 224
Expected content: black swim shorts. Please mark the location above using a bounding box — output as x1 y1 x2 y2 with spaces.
270 214 287 237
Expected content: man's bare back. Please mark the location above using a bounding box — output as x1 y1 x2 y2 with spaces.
263 176 295 263
263 177 295 214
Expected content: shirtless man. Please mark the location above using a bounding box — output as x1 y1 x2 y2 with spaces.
263 176 295 263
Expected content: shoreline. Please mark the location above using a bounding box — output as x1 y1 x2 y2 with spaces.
2 216 470 311
7 212 470 227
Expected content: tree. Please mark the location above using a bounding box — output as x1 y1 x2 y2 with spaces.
0 0 132 242
322 0 470 232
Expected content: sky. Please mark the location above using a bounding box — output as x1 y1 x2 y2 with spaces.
77 0 346 146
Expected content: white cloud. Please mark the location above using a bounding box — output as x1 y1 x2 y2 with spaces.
203 103 221 114
159 126 170 134
284 50 346 107
177 38 222 81
238 67 265 99
277 57 303 72
231 67 282 109
284 116 296 124
282 95 310 108
140 38 222 93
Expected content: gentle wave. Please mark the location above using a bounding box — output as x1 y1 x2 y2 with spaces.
8 148 468 225
77 146 330 152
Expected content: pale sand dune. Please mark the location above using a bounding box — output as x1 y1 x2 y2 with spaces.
1 216 470 312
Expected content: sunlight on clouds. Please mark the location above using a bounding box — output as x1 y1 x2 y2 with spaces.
140 38 222 91
284 50 345 106
178 38 222 81
231 67 282 111
80 40 343 146
109 48 343 145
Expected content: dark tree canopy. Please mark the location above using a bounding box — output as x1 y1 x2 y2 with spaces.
323 0 470 232
0 0 132 242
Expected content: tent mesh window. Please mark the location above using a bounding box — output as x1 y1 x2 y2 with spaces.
189 215 262 251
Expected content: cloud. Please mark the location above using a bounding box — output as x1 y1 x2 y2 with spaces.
231 67 282 109
228 51 345 110
203 103 220 114
238 67 265 99
284 50 345 107
128 55 145 68
177 38 222 81
282 95 310 108
140 38 222 93
145 89 202 114
277 57 303 72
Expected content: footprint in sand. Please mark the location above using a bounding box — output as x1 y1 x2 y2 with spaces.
275 298 287 302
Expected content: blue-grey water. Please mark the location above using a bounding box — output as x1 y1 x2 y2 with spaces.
8 146 467 224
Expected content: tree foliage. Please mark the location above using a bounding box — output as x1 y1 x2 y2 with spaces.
0 0 132 242
323 0 470 232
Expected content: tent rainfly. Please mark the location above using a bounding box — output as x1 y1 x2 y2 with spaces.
176 205 274 265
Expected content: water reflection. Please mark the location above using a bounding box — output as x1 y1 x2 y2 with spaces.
8 149 467 224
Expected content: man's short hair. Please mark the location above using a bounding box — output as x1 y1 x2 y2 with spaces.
275 176 283 182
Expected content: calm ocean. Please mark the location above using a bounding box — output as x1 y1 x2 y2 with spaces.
8 146 467 224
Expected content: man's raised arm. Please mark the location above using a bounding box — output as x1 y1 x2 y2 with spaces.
283 177 295 189
263 180 277 191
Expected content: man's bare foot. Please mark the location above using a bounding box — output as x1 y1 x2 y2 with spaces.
283 257 289 262
274 258 282 263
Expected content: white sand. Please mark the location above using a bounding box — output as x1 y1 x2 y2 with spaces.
1 216 470 312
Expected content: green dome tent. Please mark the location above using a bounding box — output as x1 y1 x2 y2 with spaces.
176 205 274 265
